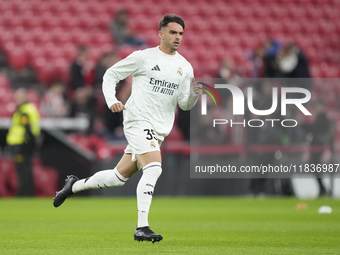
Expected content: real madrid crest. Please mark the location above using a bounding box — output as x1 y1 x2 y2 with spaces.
177 67 183 76
150 141 156 148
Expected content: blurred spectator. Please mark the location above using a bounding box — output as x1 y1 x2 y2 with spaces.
10 67 38 89
196 103 226 145
277 42 312 92
92 50 132 140
70 45 93 90
302 99 331 196
40 81 69 118
277 43 311 78
248 48 265 78
103 75 132 140
0 50 9 73
69 87 95 134
93 51 119 89
218 58 241 84
262 38 281 78
110 9 146 47
6 88 40 196
177 108 190 141
247 82 293 196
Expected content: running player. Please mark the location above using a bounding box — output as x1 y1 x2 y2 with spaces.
53 13 202 243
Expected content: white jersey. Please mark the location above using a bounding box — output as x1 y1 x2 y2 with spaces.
102 46 200 140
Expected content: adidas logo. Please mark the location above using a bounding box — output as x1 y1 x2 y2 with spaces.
144 191 153 196
151 65 161 71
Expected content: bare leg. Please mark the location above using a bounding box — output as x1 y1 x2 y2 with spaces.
135 151 162 167
116 153 139 178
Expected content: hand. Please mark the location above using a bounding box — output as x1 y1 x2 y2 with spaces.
191 78 202 95
110 102 126 113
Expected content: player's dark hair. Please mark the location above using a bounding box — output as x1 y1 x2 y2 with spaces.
159 14 185 31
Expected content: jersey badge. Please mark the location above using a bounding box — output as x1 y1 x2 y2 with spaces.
150 141 156 148
177 67 183 76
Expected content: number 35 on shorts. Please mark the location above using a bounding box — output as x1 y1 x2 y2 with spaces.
144 129 157 141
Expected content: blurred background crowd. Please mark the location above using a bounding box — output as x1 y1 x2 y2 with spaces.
0 0 339 197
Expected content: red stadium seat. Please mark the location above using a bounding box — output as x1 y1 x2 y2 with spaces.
43 42 59 59
305 4 323 19
181 30 199 47
183 4 200 17
26 15 43 29
227 18 247 32
1 1 13 13
78 13 97 29
288 3 306 18
31 27 46 43
51 27 71 44
0 74 10 89
27 89 41 108
11 26 24 42
294 34 313 49
0 16 4 30
221 34 240 48
40 12 60 28
62 42 77 62
234 3 253 17
73 28 92 45
8 15 25 28
0 0 338 99
270 3 289 18
33 57 55 85
252 3 270 18
7 47 27 70
282 17 301 35
33 1 52 14
118 46 138 59
21 10 35 27
208 16 225 33
167 125 184 141
4 101 16 117
54 57 70 84
0 31 14 48
305 47 319 64
202 32 222 48
53 2 71 13
33 158 59 197
3 10 15 28
0 157 18 197
86 1 107 16
26 43 44 64
97 13 112 29
60 12 80 29
142 2 164 16
245 18 265 33
143 30 159 47
89 30 112 46
318 19 336 35
239 33 260 49
198 2 219 17
328 34 340 53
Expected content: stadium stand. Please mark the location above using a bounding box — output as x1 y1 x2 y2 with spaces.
0 0 338 81
0 0 339 163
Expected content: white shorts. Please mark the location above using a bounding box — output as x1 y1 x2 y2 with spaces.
124 121 163 163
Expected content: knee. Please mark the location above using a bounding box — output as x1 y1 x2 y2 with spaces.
142 162 162 179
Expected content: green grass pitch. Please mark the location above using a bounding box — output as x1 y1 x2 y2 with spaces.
0 197 339 254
